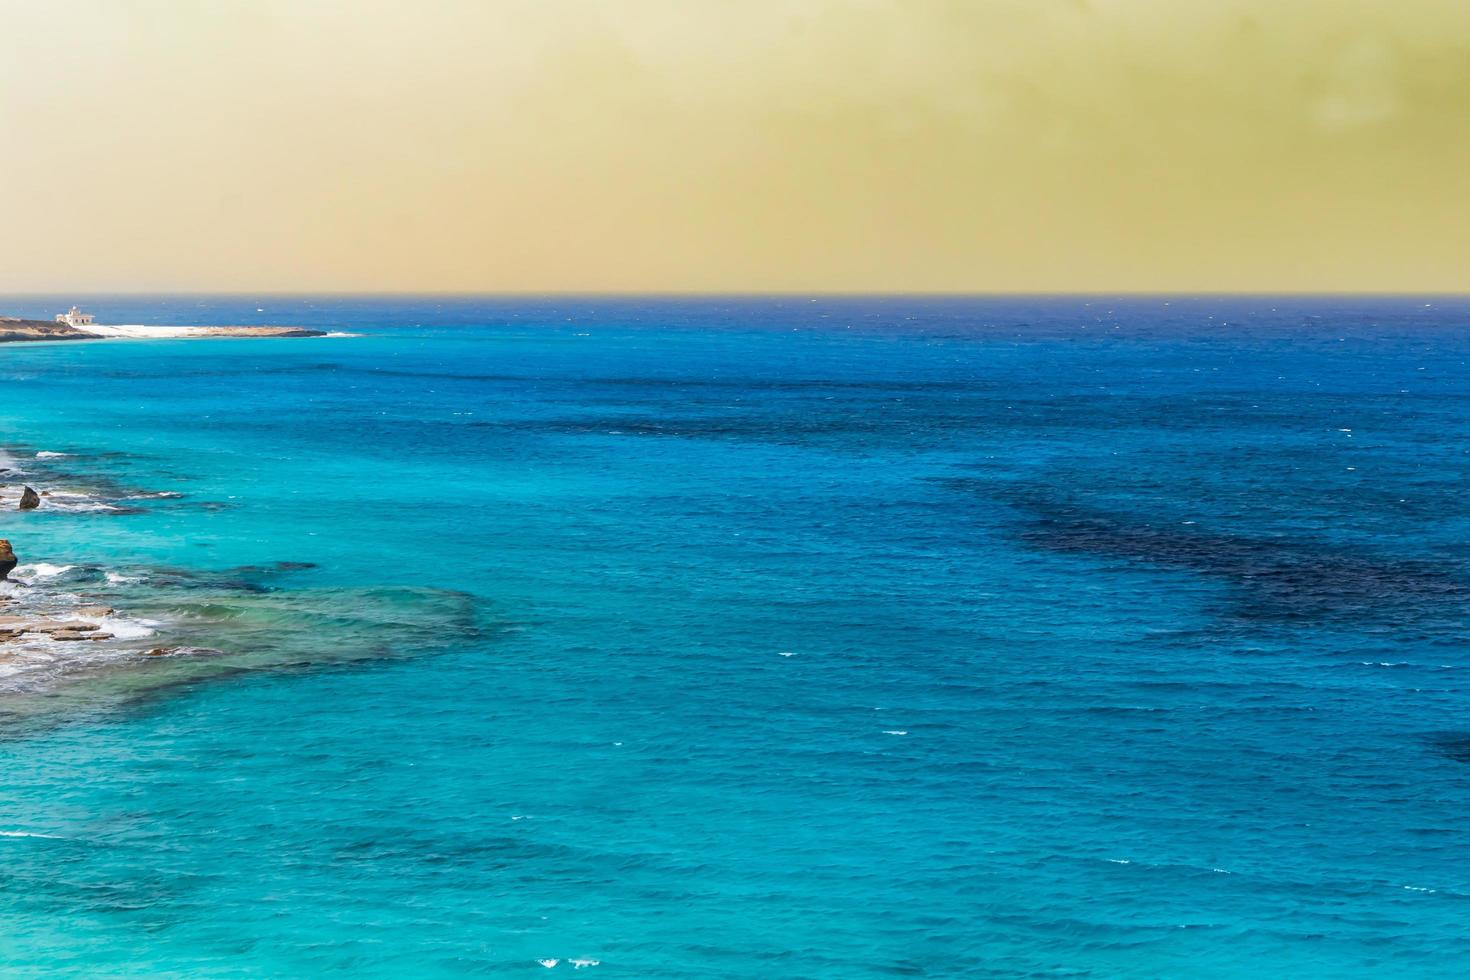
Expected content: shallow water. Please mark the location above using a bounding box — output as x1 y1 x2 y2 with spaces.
2 295 1470 976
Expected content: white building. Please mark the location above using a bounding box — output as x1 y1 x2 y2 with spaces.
55 306 95 327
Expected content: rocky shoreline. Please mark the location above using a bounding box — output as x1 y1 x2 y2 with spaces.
0 316 328 342
0 451 223 698
0 447 479 716
0 318 94 343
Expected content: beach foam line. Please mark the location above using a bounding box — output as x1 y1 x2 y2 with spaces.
82 324 213 338
82 324 344 339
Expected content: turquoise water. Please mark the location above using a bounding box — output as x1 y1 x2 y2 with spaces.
3 296 1470 976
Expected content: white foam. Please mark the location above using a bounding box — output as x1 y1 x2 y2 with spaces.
105 571 144 585
882 730 908 736
83 615 158 641
80 324 212 338
536 960 559 969
34 451 69 459
0 831 65 840
571 960 600 969
11 564 75 583
0 486 123 513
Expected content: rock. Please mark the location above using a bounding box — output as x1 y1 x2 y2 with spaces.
75 605 115 617
39 491 50 497
25 621 98 634
144 646 224 658
17 486 39 510
0 318 96 343
0 539 14 580
52 630 112 641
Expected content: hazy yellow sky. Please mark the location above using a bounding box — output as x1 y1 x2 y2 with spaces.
1 0 1467 293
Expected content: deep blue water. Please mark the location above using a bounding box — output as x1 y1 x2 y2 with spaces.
3 296 1470 976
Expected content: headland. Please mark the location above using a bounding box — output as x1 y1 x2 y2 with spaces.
0 315 329 343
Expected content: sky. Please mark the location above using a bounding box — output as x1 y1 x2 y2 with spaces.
0 0 1467 294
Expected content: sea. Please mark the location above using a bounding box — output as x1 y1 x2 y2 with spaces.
1 295 1469 977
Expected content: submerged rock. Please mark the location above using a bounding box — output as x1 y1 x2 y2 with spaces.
17 486 39 510
143 646 224 658
0 539 14 580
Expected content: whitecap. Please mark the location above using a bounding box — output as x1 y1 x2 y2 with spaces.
882 730 908 736
0 830 65 840
536 959 559 969
83 615 158 641
571 959 600 969
11 564 75 583
34 451 69 459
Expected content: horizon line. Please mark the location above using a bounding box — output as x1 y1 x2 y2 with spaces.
3 290 1470 300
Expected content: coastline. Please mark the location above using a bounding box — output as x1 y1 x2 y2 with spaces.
0 319 93 343
0 447 200 700
0 317 331 343
0 443 476 721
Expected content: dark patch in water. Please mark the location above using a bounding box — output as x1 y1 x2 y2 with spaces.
227 560 319 575
126 565 272 593
1426 733 1470 764
972 483 1470 624
181 500 233 512
470 407 984 446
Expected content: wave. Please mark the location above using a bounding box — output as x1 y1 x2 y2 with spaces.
10 564 76 583
85 613 159 641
